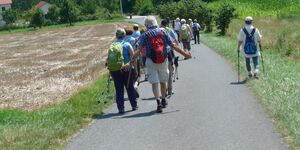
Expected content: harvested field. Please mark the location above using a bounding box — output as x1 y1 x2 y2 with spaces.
0 24 123 110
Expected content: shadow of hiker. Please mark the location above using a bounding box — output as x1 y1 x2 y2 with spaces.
121 110 180 119
141 97 156 101
230 79 248 85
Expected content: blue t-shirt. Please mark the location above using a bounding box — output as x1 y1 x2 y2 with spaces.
132 31 141 39
124 35 137 51
138 27 173 58
116 39 131 64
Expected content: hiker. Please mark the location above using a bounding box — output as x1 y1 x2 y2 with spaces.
107 28 138 114
179 19 192 51
140 28 148 81
160 19 179 96
134 16 192 113
188 18 194 40
192 19 201 44
237 16 262 79
132 24 141 39
124 28 140 97
174 18 181 42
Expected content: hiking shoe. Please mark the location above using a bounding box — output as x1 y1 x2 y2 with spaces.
248 73 253 78
156 100 163 113
161 99 168 108
118 108 125 115
254 73 259 79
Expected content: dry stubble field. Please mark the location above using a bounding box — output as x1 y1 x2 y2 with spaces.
0 23 124 110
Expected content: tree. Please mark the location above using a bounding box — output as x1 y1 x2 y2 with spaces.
45 5 60 24
81 0 97 15
100 0 119 13
134 0 154 15
2 9 18 31
30 9 45 28
215 2 236 35
60 0 79 25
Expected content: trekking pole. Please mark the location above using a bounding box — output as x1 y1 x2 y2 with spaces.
259 44 265 76
238 50 240 83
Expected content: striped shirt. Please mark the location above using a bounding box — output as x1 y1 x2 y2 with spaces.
138 26 173 58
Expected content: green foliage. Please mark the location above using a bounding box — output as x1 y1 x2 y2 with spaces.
134 0 155 15
215 2 236 35
157 0 215 32
2 9 18 30
30 9 45 28
60 0 79 25
100 0 119 13
46 5 60 24
81 0 98 15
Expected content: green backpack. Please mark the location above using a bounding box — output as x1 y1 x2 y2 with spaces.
107 42 124 72
180 24 189 40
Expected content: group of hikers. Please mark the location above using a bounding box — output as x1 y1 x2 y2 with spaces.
106 15 262 114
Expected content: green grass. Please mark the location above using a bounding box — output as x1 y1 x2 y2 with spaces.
208 0 300 18
201 33 300 150
0 17 125 36
0 73 115 150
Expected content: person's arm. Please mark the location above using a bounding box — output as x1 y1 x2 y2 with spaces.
237 29 244 52
237 41 243 53
122 44 135 71
171 43 191 59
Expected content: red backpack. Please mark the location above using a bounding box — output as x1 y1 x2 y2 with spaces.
148 30 167 64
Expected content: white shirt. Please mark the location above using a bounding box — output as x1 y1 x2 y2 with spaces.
238 25 262 58
174 21 181 31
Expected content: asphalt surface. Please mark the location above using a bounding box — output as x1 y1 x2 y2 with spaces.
66 16 286 150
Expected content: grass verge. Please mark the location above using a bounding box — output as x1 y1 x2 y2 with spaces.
0 73 114 150
201 33 300 149
0 17 125 36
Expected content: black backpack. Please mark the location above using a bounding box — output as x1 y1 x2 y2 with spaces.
243 27 257 55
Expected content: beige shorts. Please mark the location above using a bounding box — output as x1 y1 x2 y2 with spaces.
146 58 169 84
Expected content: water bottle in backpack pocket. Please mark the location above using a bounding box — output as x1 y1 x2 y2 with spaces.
243 28 257 55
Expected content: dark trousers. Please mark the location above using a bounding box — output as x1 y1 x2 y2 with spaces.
110 69 137 111
193 31 200 44
245 56 259 72
175 30 180 43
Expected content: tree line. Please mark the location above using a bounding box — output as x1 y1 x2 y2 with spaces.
2 0 236 35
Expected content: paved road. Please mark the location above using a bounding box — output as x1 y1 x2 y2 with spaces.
66 17 286 150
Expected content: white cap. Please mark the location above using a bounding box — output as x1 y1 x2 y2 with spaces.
245 16 253 21
181 19 186 23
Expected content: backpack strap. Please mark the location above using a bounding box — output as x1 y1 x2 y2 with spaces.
243 27 256 37
250 28 256 36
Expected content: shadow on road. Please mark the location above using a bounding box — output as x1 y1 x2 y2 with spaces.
121 110 180 119
230 79 248 85
141 97 156 101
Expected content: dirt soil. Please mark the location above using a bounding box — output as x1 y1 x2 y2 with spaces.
0 23 126 110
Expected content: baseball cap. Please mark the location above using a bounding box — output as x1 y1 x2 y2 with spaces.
245 16 253 21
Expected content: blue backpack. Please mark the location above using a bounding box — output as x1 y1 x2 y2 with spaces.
243 27 257 55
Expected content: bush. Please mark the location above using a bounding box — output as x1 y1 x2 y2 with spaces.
60 0 79 26
30 9 45 28
81 0 97 15
46 4 60 24
134 0 154 15
215 2 236 35
2 9 18 31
